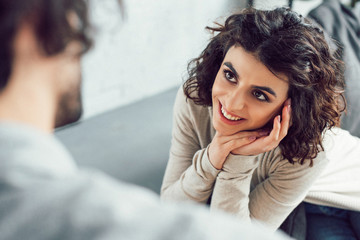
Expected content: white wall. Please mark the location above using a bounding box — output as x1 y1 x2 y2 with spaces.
82 0 240 118
81 0 333 119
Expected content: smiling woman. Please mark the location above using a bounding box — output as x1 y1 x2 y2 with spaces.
160 7 360 237
208 46 291 169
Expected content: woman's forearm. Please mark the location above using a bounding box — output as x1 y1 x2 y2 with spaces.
210 154 259 221
161 147 220 203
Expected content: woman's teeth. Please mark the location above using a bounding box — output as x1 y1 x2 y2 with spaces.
221 107 242 121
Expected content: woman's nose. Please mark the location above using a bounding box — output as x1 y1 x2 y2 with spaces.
225 88 246 112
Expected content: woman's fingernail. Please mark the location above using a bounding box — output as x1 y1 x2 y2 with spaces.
284 99 291 113
285 98 291 106
248 136 256 141
277 116 281 123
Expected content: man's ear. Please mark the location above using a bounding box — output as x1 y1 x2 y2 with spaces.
13 22 43 62
12 22 62 75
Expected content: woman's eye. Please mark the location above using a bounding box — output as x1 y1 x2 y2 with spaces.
224 70 236 83
253 90 268 102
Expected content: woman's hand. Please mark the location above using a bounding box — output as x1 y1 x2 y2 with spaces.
208 99 291 170
232 99 291 156
208 130 269 170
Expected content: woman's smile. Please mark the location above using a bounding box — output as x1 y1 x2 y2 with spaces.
218 101 246 125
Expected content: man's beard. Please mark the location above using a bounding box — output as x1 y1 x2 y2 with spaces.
54 87 83 128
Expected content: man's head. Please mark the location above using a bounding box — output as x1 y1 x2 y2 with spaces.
0 0 93 127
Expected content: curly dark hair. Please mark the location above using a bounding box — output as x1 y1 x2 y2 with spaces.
0 0 93 90
184 7 346 166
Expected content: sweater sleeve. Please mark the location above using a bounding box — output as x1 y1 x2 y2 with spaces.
210 153 260 224
210 148 329 231
160 88 220 203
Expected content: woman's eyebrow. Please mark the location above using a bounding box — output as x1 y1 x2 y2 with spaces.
224 62 239 79
252 86 277 97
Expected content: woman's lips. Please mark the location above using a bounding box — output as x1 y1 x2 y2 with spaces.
218 102 245 125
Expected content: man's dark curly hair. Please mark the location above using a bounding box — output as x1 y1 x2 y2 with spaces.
184 7 345 166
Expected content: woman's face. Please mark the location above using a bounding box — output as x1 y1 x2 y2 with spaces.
212 46 289 136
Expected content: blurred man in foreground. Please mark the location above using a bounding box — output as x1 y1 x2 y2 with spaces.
0 0 290 239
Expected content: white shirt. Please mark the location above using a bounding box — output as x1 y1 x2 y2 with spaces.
306 127 360 210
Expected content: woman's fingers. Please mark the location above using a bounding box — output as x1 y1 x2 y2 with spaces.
209 130 270 168
209 131 257 169
257 114 282 152
225 134 257 150
279 98 291 139
217 130 269 144
266 98 291 144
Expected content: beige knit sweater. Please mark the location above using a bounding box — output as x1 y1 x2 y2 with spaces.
161 88 360 230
